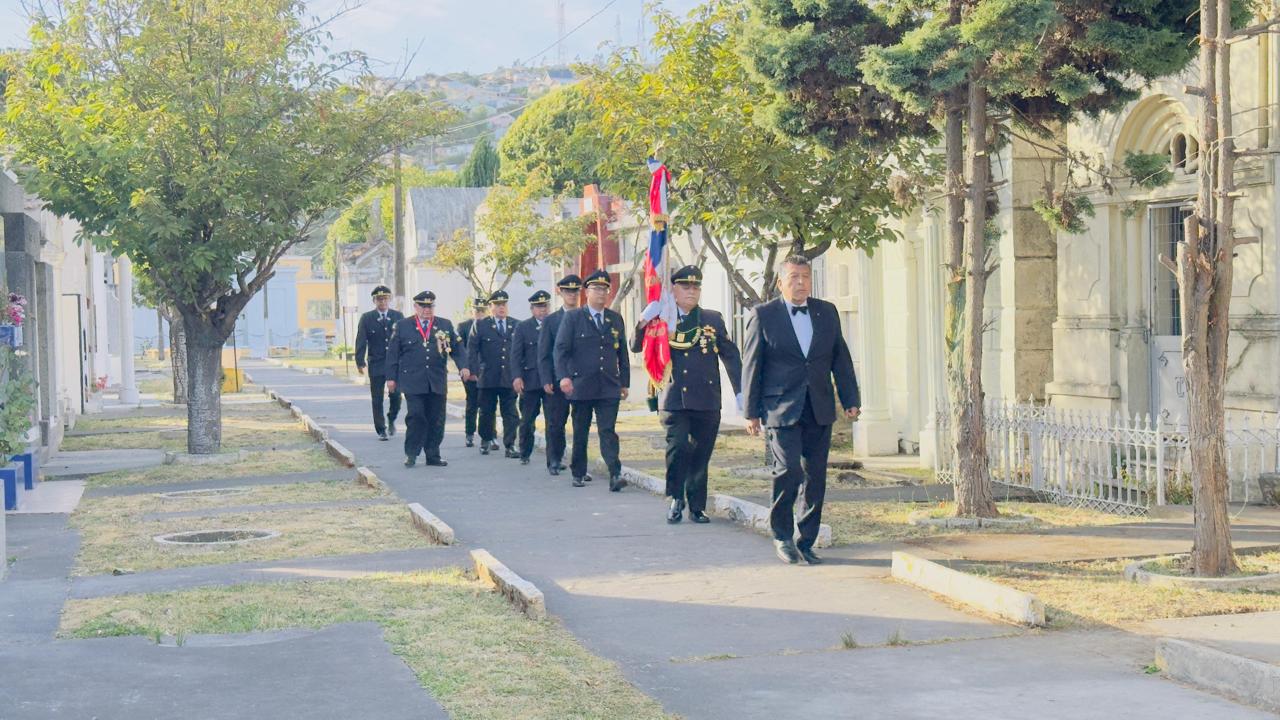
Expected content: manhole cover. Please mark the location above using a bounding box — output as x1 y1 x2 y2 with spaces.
153 529 280 546
157 488 251 500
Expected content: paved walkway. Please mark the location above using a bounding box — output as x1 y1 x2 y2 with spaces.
246 362 1274 719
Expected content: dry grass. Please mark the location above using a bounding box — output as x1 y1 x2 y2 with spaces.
71 503 434 576
1145 552 1280 578
970 555 1280 629
59 570 673 720
137 376 174 400
60 417 313 452
77 480 384 517
85 447 341 489
823 500 1139 546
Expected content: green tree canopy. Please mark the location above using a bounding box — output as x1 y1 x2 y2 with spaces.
458 136 501 187
324 165 457 274
497 83 609 194
0 0 453 452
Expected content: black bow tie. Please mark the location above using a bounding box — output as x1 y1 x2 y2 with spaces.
791 306 808 316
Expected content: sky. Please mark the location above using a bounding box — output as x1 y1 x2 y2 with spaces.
0 0 703 75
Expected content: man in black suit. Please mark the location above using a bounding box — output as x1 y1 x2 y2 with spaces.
457 298 487 447
537 274 581 476
633 266 743 524
385 290 469 468
554 269 630 491
354 285 404 440
468 290 521 457
742 255 860 565
510 289 551 466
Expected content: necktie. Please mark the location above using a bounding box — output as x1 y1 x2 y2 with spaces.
594 312 603 331
498 320 505 336
380 313 387 322
791 306 809 316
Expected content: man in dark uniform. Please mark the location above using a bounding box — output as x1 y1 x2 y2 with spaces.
457 298 487 447
468 290 521 457
510 289 551 466
742 255 860 565
554 269 630 491
354 285 403 440
385 290 469 468
537 274 581 476
632 266 743 523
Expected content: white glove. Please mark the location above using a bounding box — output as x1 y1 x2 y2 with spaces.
735 393 743 412
641 300 662 322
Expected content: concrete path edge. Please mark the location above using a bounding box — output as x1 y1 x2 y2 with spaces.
891 551 1045 627
469 548 546 620
1156 638 1280 714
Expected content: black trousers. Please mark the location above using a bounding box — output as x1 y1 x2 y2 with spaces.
368 374 401 433
478 387 518 448
517 387 545 460
662 409 720 514
570 398 620 479
543 387 570 468
765 397 832 551
404 392 446 461
463 379 479 437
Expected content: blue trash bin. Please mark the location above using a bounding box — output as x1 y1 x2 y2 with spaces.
1 464 18 511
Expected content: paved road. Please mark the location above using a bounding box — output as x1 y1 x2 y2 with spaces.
247 362 1272 719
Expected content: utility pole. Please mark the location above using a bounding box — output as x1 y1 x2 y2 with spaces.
393 146 406 309
156 309 165 361
332 232 341 343
556 0 567 65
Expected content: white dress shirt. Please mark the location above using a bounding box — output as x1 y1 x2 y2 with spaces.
785 300 813 358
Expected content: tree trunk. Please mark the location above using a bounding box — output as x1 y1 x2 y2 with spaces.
166 308 189 404
1182 0 1237 576
182 314 224 454
949 67 998 518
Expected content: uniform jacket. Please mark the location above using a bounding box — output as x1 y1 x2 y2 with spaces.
538 308 568 391
355 308 404 375
632 308 742 412
467 315 522 390
741 297 859 427
384 315 466 395
509 316 546 389
553 306 630 401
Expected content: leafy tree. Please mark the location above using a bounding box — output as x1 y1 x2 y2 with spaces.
745 0 1203 517
458 136 501 187
0 0 452 453
432 168 593 296
587 0 926 306
497 83 609 194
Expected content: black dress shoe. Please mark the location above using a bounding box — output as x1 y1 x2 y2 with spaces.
465 436 475 448
387 418 396 436
520 457 530 465
548 465 560 476
609 475 627 492
774 540 801 564
487 441 500 451
480 445 490 456
667 499 685 524
425 458 448 467
798 547 823 565
690 511 711 524
403 456 416 468
505 448 520 459
377 430 388 441
572 476 586 487
583 473 593 482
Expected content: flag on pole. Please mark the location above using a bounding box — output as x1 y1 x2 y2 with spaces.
642 157 676 404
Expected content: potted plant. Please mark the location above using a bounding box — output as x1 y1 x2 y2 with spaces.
0 293 25 349
0 345 35 510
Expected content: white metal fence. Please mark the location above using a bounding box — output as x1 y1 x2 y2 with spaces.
934 400 1280 516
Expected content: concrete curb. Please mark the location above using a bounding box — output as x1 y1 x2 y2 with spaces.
302 416 328 443
355 466 385 491
324 439 356 468
710 493 833 548
1126 558 1280 592
907 510 1037 529
890 551 1045 626
408 502 456 545
163 450 247 466
470 548 546 620
1156 638 1280 714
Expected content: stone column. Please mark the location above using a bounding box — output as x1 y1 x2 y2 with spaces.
918 218 946 468
853 248 899 456
117 255 139 404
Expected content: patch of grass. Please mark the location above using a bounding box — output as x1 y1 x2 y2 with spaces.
59 570 674 720
75 480 383 518
64 404 313 452
885 627 908 647
822 500 1137 546
1143 552 1280 578
840 632 858 649
85 447 340 489
970 558 1280 629
72 503 433 576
